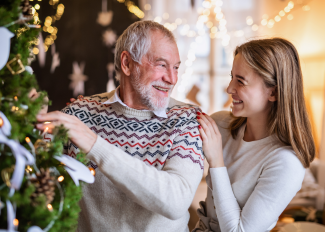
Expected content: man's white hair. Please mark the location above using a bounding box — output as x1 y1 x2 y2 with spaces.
114 20 176 81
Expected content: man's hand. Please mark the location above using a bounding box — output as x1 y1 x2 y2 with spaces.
36 111 97 153
29 88 48 115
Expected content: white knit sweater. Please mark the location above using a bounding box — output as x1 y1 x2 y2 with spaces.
193 111 305 232
54 90 204 232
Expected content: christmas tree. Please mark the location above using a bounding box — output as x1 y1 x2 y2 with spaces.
0 0 93 231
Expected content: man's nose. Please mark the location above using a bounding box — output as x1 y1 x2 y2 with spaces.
227 79 236 94
162 67 177 85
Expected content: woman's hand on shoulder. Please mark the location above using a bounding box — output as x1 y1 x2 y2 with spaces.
196 112 224 168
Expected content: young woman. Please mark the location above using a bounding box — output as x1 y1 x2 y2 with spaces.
193 38 315 232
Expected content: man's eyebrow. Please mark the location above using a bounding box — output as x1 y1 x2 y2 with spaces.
155 58 181 66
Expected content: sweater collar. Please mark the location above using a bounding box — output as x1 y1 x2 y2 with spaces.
101 87 168 118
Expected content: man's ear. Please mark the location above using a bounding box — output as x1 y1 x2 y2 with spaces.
269 86 277 102
120 51 132 76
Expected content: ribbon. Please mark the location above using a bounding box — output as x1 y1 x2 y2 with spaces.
0 112 35 190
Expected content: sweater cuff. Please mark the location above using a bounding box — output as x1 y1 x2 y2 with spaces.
87 135 112 164
209 167 234 202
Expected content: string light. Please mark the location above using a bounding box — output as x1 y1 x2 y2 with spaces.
47 204 53 211
116 0 144 19
58 176 64 182
13 219 19 227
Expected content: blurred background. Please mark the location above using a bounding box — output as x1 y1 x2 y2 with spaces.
30 0 325 230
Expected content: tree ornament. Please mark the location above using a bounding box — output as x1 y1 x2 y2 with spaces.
6 54 26 75
97 0 113 26
0 27 15 71
102 29 117 47
20 0 33 19
69 61 88 97
34 139 50 154
29 168 55 206
1 166 14 188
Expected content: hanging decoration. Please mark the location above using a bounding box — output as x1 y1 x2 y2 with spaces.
69 61 88 97
6 54 26 75
116 0 144 19
50 43 60 73
97 0 114 26
102 29 117 47
106 63 116 92
0 27 15 71
54 155 95 186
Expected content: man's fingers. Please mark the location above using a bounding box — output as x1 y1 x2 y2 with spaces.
37 111 69 122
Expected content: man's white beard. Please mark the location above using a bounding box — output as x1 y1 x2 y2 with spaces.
130 66 173 111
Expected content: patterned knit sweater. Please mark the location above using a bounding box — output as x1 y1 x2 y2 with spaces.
52 90 204 232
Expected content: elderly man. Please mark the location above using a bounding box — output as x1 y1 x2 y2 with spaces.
37 21 204 232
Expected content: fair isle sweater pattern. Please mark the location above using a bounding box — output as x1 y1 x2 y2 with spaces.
55 93 204 171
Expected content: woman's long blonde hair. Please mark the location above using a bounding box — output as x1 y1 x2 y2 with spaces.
230 38 315 168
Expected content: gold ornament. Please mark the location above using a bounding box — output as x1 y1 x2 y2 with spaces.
89 167 96 176
0 116 3 127
30 168 56 206
6 55 25 75
1 166 14 188
34 139 50 154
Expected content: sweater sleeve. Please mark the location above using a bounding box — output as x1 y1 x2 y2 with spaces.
209 149 305 232
86 124 204 220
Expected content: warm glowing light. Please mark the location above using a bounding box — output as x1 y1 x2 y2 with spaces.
252 24 259 31
211 26 217 33
13 219 19 227
287 14 294 20
44 127 49 133
163 13 169 20
34 4 40 10
144 4 151 10
206 21 213 28
89 167 96 176
267 19 275 28
234 30 244 37
262 14 269 20
47 26 54 33
58 176 64 182
14 96 18 101
284 7 290 13
214 7 221 13
275 15 281 22
203 9 210 16
261 19 267 26
215 12 223 20
302 5 311 11
288 1 294 9
43 26 47 32
175 18 182 25
246 16 253 25
154 16 162 23
202 0 211 8
25 137 31 143
15 107 19 111
279 10 285 17
47 204 53 211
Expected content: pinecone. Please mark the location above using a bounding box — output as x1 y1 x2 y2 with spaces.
30 168 56 206
20 0 33 21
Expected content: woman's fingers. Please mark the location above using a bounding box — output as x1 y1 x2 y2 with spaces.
204 114 221 136
198 125 207 142
197 116 211 138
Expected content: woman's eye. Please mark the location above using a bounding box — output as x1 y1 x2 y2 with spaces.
238 80 244 85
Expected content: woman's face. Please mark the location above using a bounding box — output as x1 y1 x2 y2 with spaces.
227 53 276 119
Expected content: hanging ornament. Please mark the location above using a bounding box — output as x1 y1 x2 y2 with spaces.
50 43 60 73
34 139 50 154
25 65 34 74
6 54 26 75
37 33 46 67
20 0 33 19
1 166 14 188
29 168 56 206
27 226 44 232
102 29 117 47
0 27 15 71
97 0 113 26
54 155 95 186
0 111 35 190
106 63 116 92
69 61 88 97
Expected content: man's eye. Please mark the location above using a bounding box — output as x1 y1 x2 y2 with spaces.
230 74 233 79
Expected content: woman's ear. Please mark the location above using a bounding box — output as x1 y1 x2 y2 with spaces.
269 86 277 102
120 51 132 76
